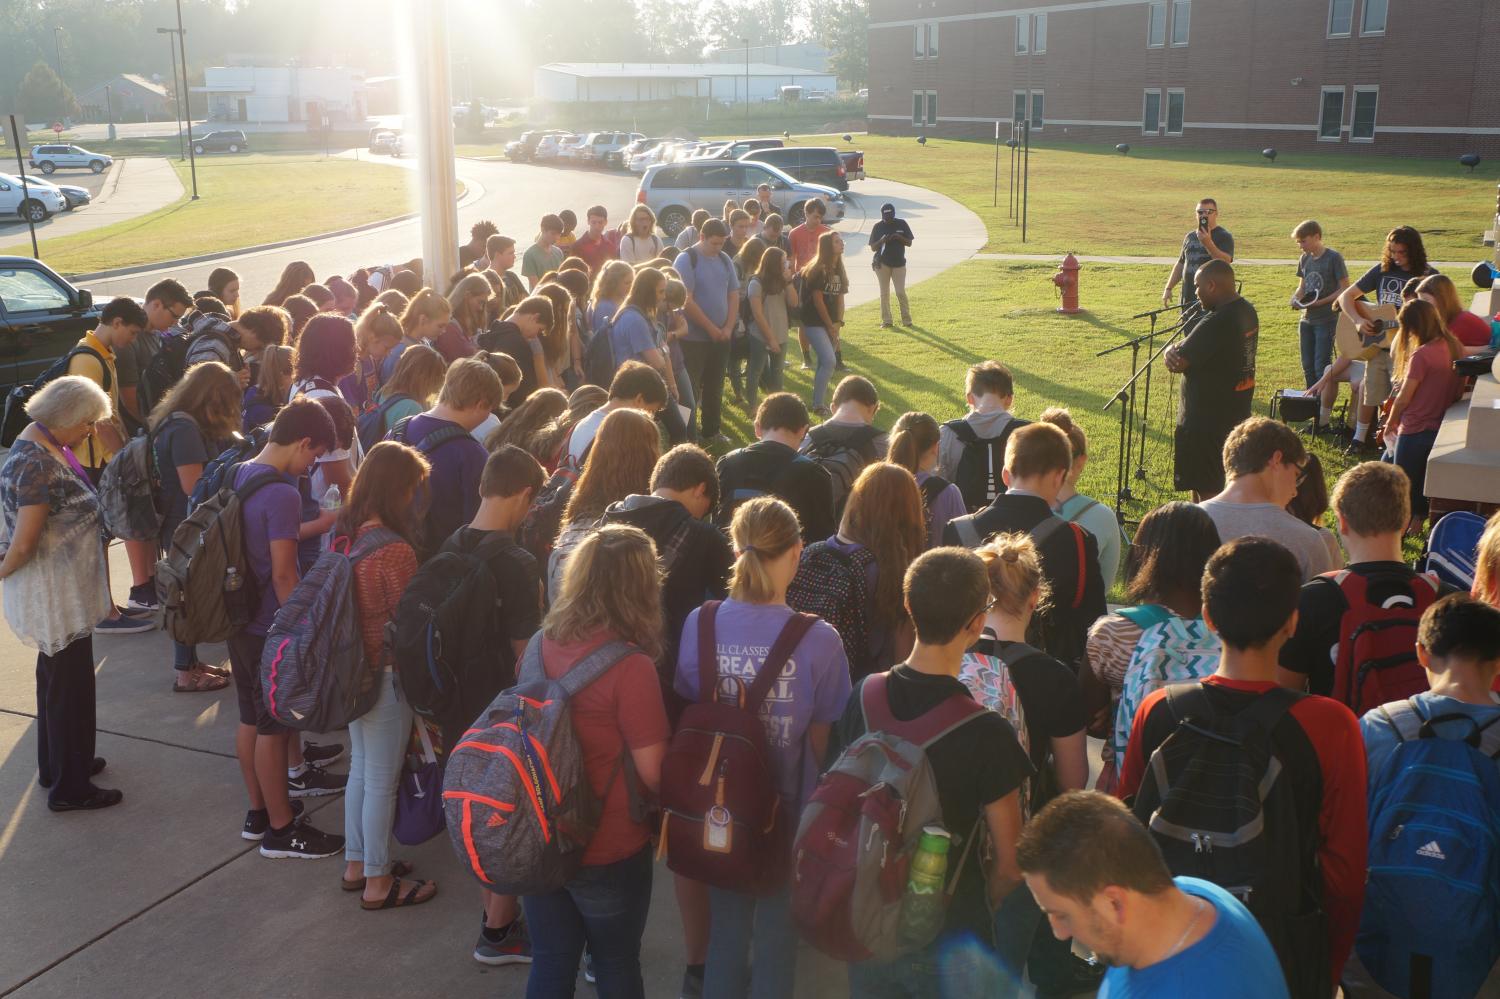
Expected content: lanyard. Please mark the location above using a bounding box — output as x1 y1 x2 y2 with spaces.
35 424 96 491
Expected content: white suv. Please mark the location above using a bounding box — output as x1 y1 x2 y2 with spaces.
0 173 68 222
28 144 113 175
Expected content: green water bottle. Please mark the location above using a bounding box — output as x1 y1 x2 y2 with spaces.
899 826 951 945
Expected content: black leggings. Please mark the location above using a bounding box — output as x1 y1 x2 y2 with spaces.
36 635 98 803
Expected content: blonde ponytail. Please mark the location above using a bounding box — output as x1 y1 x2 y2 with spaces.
728 497 802 603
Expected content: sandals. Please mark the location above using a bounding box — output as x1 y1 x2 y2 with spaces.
361 877 437 911
173 665 230 693
341 860 413 891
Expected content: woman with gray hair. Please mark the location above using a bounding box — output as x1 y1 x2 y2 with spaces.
0 375 121 811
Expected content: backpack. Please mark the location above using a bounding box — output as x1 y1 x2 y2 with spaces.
787 541 878 680
97 415 184 542
1 345 109 447
390 531 515 721
188 423 271 511
388 415 477 551
442 633 640 896
1423 510 1488 591
659 602 816 894
1323 568 1438 715
259 528 403 731
790 672 988 961
520 469 577 567
948 513 1086 617
720 445 801 520
156 468 282 646
138 321 236 417
1110 606 1221 768
356 392 410 453
1131 684 1329 999
584 311 619 388
803 424 883 520
958 640 1035 820
943 416 1029 513
1357 699 1500 999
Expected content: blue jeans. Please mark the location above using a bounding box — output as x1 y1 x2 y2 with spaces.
744 337 785 411
344 671 412 877
1299 317 1337 388
804 325 837 410
705 887 796 999
847 931 1012 999
1391 427 1439 522
523 845 653 999
173 640 198 671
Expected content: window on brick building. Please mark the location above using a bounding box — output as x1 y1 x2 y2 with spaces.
1016 15 1029 54
914 25 923 58
1148 2 1166 47
1171 0 1191 45
1014 91 1027 124
913 91 924 125
1166 90 1185 135
1328 0 1354 35
1143 90 1162 133
927 91 938 126
1034 13 1048 53
1352 88 1378 140
1319 88 1345 140
1030 92 1044 130
927 23 940 58
1361 0 1388 34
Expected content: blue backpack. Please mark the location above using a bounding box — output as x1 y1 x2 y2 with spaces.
1423 511 1488 591
1358 698 1500 999
356 393 410 453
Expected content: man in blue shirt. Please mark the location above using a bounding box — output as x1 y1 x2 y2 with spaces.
673 218 739 444
1018 791 1289 998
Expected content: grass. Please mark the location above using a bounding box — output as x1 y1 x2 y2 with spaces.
794 132 1494 261
0 152 414 275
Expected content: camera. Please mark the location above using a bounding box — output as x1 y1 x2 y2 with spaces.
1198 214 1209 229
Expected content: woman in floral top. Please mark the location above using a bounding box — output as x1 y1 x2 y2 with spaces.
333 440 436 909
0 376 119 811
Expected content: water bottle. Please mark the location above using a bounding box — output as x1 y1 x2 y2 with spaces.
899 826 951 946
319 484 342 512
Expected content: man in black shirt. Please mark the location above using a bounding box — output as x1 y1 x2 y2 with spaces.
716 393 835 542
829 548 1032 993
1165 259 1259 501
1162 197 1234 307
477 295 553 405
869 202 915 328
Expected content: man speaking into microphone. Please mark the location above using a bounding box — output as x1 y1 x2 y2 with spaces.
1164 259 1259 501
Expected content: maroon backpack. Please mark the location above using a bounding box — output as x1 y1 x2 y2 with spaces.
659 601 817 896
1326 568 1438 715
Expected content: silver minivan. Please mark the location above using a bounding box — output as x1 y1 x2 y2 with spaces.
636 160 846 236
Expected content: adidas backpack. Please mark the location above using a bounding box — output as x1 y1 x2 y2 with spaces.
1 345 109 447
157 467 281 645
356 392 410 453
442 633 640 896
803 424 883 520
787 541 878 680
1357 699 1500 999
958 639 1035 820
1110 606 1221 769
943 416 1029 513
1323 568 1438 715
659 603 815 895
260 529 402 731
791 672 987 961
389 531 514 722
1131 684 1329 999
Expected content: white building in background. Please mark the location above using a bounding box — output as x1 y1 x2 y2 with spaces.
708 43 831 74
532 63 837 104
194 66 368 124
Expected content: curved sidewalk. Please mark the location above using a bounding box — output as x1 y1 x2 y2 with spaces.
0 157 183 245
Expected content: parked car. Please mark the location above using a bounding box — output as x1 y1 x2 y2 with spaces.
689 143 731 160
576 131 643 167
0 256 99 394
505 129 568 162
369 129 400 154
627 139 675 173
841 150 866 182
740 146 854 191
27 144 112 175
0 174 67 223
534 132 577 162
706 138 784 160
554 134 591 164
390 133 416 158
55 184 91 210
607 136 663 170
637 160 845 236
192 130 249 155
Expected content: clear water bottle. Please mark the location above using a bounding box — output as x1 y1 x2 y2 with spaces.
320 484 342 512
899 826 951 945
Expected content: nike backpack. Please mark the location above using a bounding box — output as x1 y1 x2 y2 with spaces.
443 634 641 896
942 416 1029 513
259 528 402 731
1323 568 1438 715
1131 683 1329 999
1110 606 1221 769
787 540 878 680
790 672 987 962
1358 699 1500 999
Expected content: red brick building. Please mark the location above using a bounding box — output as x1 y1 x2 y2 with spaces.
868 0 1500 156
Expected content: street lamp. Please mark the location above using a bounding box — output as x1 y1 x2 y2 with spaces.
158 27 185 160
743 38 750 135
160 1 198 200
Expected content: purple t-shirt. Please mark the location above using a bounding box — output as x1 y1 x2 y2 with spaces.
675 599 850 805
399 413 486 548
232 462 302 636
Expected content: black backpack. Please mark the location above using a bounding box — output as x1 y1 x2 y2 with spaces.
1 345 109 447
138 322 237 418
390 531 520 723
519 468 577 569
188 423 272 511
944 417 1029 513
1131 683 1329 999
717 446 802 526
787 540 879 681
803 424 883 521
356 393 410 453
584 309 622 389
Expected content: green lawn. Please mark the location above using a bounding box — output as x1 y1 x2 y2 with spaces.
800 133 1493 261
0 152 414 275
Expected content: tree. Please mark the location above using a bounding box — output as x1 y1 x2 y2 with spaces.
18 61 80 123
809 0 867 89
637 0 709 62
702 0 806 52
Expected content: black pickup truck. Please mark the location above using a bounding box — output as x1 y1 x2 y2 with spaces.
0 256 100 394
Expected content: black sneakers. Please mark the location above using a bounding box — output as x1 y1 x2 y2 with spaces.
259 816 344 859
287 763 346 798
241 800 305 841
300 741 345 768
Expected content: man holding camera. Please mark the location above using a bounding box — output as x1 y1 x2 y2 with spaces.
1162 198 1235 308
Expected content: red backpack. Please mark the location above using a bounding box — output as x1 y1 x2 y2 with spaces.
658 602 816 895
1326 568 1438 714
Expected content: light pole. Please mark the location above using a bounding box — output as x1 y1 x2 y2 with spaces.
158 28 185 160
52 27 64 83
174 0 199 200
744 39 750 135
104 84 116 141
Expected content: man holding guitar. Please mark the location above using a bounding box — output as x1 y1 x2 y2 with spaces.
1312 226 1436 455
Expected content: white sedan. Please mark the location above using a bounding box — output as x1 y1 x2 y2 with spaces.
0 173 68 223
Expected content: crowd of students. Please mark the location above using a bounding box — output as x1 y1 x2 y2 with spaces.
3 198 1500 999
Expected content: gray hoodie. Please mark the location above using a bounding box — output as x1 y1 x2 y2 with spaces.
937 408 1016 483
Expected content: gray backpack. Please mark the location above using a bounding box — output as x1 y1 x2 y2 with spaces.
99 415 194 542
443 632 640 896
259 528 402 731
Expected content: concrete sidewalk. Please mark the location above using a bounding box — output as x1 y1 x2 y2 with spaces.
0 158 183 246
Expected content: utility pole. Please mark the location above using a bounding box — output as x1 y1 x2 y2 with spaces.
175 0 199 199
744 39 750 135
104 84 116 141
159 28 185 160
53 28 64 84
